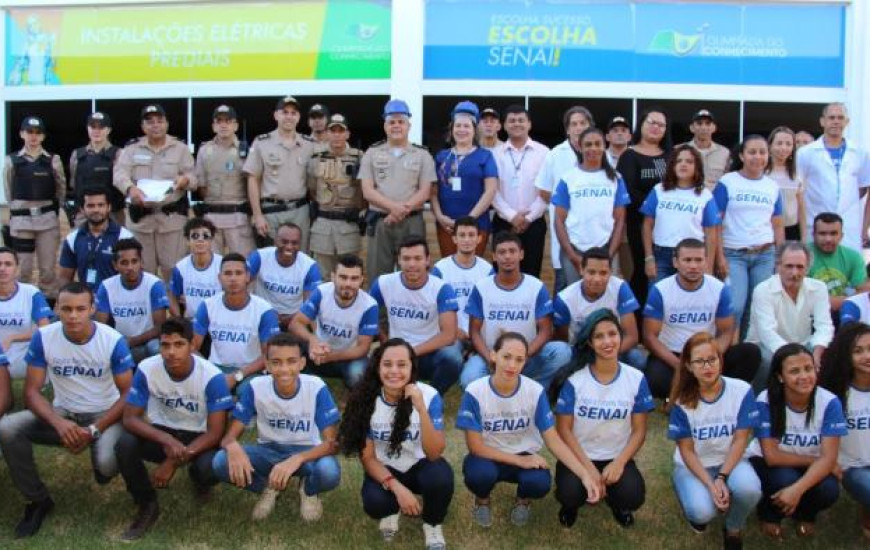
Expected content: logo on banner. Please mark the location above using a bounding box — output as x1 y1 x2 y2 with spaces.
648 23 788 58
486 13 597 68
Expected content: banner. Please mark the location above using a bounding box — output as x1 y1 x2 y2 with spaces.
424 0 845 87
5 1 391 85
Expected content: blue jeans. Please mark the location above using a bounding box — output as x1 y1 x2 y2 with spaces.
463 454 551 500
619 347 648 371
672 460 761 531
750 457 839 523
653 245 676 283
130 338 160 365
212 442 341 496
418 342 463 395
304 357 368 388
843 466 870 508
459 341 572 391
724 247 775 338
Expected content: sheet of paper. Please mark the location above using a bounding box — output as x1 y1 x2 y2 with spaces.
135 179 174 202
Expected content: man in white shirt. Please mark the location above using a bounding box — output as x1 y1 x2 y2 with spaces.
747 241 834 390
681 109 731 190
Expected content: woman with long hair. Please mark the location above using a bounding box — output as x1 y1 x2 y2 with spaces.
766 126 806 241
338 338 453 549
668 332 761 549
747 344 845 540
820 322 870 539
551 309 653 528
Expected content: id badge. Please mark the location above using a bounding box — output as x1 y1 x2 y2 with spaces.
86 269 97 285
450 176 462 192
510 175 521 188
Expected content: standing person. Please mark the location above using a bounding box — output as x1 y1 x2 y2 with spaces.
0 282 134 538
605 116 632 167
767 126 806 242
168 218 222 319
338 339 454 549
535 106 594 292
747 344 845 540
552 310 654 528
641 145 719 282
457 332 601 528
306 113 364 277
0 247 52 379
115 318 232 541
617 108 671 306
713 135 785 337
114 104 196 282
682 109 731 190
668 332 761 549
820 323 870 540
359 99 436 282
194 104 255 257
3 116 65 297
552 127 629 286
432 101 497 257
213 334 341 522
307 104 330 144
492 104 550 277
244 96 316 248
798 103 870 254
69 111 123 225
248 222 321 331
809 212 870 312
478 108 504 151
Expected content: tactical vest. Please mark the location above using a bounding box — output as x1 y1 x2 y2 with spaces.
74 146 124 208
11 154 54 201
313 150 362 211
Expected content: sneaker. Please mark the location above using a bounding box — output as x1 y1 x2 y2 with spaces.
510 501 531 526
379 513 400 541
723 528 743 550
422 523 446 550
15 497 55 538
252 488 279 521
689 521 708 534
120 500 160 542
558 506 578 528
610 507 634 528
298 482 323 522
471 503 492 528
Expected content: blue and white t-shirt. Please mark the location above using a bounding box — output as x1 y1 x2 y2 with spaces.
432 256 493 333
127 354 233 433
668 377 757 467
747 387 847 458
299 283 379 353
96 273 170 338
248 248 321 315
551 168 631 251
466 274 551 350
553 277 639 345
840 292 870 326
170 253 223 319
367 382 443 472
0 283 52 374
370 272 458 348
457 375 554 455
840 385 870 469
640 184 720 247
644 274 732 353
234 374 340 446
27 322 134 413
193 294 280 370
713 172 783 249
555 363 654 461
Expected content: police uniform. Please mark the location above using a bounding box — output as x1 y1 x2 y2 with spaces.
69 142 123 224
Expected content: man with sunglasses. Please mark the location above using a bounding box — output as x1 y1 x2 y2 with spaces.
169 218 223 319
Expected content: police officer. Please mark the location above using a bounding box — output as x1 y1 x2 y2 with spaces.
307 103 330 145
69 112 123 225
244 96 316 249
113 104 196 283
359 99 437 283
2 116 65 297
306 114 364 277
194 104 255 257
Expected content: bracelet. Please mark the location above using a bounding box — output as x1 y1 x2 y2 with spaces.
715 472 729 483
644 255 655 263
381 475 395 491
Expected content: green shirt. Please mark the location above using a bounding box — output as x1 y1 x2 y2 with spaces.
809 243 867 297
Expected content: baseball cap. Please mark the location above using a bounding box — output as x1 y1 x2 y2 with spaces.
692 109 715 122
383 99 411 119
481 108 500 120
87 111 112 128
327 114 349 130
452 101 480 122
140 104 166 120
308 104 329 117
607 116 630 130
20 116 45 133
212 104 238 120
275 96 300 111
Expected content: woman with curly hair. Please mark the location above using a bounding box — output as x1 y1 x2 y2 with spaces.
820 322 870 539
338 338 453 550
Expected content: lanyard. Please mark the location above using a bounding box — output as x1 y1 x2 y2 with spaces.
86 231 106 269
507 147 528 176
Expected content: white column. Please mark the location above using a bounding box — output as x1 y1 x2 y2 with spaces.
390 0 425 143
0 10 7 204
846 0 868 147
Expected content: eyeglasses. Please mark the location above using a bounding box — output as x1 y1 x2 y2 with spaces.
645 120 667 129
689 356 719 369
189 232 213 241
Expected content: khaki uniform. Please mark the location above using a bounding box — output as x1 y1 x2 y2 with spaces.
306 146 363 276
684 140 731 190
114 135 196 281
358 141 436 282
242 130 315 248
3 149 65 295
195 137 255 256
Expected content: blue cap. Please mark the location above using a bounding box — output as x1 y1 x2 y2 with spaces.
452 101 480 122
383 99 411 119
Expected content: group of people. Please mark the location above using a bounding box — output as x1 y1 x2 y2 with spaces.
0 97 869 548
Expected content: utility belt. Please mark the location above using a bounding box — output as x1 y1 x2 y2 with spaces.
363 208 422 237
10 200 58 218
193 202 252 216
128 197 189 223
260 197 309 215
311 202 365 235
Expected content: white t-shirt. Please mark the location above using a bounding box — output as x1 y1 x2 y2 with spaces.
367 382 443 472
840 385 870 469
170 253 223 319
713 171 783 249
96 273 170 338
299 283 379 353
370 273 458 347
551 168 631 251
248 248 321 315
839 292 870 325
644 274 733 352
0 283 52 374
535 140 580 270
466 274 551 350
432 256 493 333
639 184 720 247
668 377 758 467
193 294 280 369
555 363 654 461
553 277 639 345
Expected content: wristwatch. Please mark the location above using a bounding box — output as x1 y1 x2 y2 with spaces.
87 424 102 440
233 370 245 384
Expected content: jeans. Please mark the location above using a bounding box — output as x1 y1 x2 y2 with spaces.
463 453 552 500
724 247 775 338
619 348 648 371
361 458 454 525
0 408 123 501
304 356 368 389
843 466 870 508
130 338 161 365
672 460 762 531
212 442 341 496
555 459 645 512
750 457 840 523
653 245 676 283
459 341 572 392
418 342 463 395
644 343 761 400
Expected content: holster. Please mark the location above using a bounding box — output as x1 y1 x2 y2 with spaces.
364 210 385 237
309 201 320 224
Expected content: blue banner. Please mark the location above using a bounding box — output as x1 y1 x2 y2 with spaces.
424 0 845 87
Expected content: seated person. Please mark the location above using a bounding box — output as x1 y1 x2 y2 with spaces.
0 246 52 378
808 212 870 312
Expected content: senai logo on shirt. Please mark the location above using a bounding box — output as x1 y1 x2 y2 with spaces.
52 361 104 378
389 302 430 320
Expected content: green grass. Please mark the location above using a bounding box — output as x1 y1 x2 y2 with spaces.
0 381 867 549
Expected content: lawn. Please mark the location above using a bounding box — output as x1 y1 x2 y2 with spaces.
0 381 866 549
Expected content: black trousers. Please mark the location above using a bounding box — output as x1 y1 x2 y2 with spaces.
749 457 839 523
626 211 649 308
555 459 645 513
492 216 547 278
645 343 762 399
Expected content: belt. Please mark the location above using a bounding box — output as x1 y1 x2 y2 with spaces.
202 203 251 214
732 243 773 254
261 197 308 214
370 209 422 220
10 202 57 217
318 209 359 221
132 198 188 217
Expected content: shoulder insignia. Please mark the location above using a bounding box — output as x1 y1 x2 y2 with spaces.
125 137 140 146
369 139 386 148
411 143 428 150
301 134 315 142
255 133 270 141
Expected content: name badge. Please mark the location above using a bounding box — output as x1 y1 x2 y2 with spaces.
86 269 97 285
450 176 462 192
510 174 521 188
225 160 234 171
